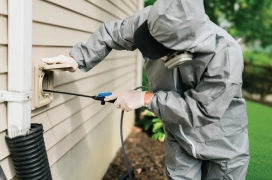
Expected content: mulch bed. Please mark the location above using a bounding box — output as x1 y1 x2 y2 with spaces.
102 127 166 180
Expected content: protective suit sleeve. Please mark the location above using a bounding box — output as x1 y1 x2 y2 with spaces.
146 83 240 127
69 6 151 72
146 43 243 127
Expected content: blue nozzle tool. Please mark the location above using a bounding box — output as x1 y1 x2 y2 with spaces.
97 92 112 97
42 89 116 105
93 92 115 105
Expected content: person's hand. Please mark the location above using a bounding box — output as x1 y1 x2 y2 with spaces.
41 55 78 72
104 90 145 112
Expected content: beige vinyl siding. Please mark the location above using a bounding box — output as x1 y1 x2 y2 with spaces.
108 0 137 15
33 0 102 33
0 157 15 180
0 0 7 16
31 55 136 117
0 1 13 179
0 132 9 161
0 16 7 44
130 0 139 10
0 103 7 132
0 15 8 95
45 0 122 21
0 2 8 150
50 110 135 180
33 22 91 46
0 0 8 173
0 0 8 110
32 0 139 179
0 0 140 178
86 0 129 19
122 0 139 13
0 74 7 103
31 48 136 116
0 46 7 73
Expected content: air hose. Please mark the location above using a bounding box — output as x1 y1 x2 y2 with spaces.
5 124 52 180
43 86 152 180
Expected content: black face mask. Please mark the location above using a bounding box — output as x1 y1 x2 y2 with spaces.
133 20 174 60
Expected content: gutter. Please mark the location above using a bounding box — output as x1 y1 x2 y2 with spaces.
7 0 32 138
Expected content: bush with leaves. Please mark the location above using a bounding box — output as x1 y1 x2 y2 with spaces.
136 110 165 142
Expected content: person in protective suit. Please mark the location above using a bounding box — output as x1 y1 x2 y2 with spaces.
42 0 250 179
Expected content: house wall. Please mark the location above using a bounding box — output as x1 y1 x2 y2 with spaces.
0 0 140 179
0 0 12 179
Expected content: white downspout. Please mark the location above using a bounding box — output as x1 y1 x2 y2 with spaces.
7 0 32 138
136 0 144 86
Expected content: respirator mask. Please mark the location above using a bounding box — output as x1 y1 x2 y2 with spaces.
161 51 193 69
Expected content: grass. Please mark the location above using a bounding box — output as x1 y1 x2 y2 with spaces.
246 101 272 180
243 51 272 65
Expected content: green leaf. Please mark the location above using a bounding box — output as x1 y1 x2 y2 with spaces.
152 122 163 133
152 132 165 142
152 118 161 123
146 111 154 117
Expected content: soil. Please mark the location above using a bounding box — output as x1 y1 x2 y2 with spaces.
102 127 167 180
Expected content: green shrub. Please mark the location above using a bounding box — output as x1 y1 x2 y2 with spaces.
242 51 272 100
243 51 272 65
136 110 165 142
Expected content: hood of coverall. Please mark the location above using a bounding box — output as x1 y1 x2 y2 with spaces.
134 0 213 59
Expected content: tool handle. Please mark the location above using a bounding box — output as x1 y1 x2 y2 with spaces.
93 96 116 105
96 92 116 105
101 99 116 105
107 99 116 104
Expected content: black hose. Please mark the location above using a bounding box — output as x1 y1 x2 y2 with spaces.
5 123 52 180
118 168 134 180
119 86 152 180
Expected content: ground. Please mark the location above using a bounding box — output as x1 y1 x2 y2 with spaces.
102 128 166 180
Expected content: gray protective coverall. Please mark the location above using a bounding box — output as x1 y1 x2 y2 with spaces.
70 0 250 179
